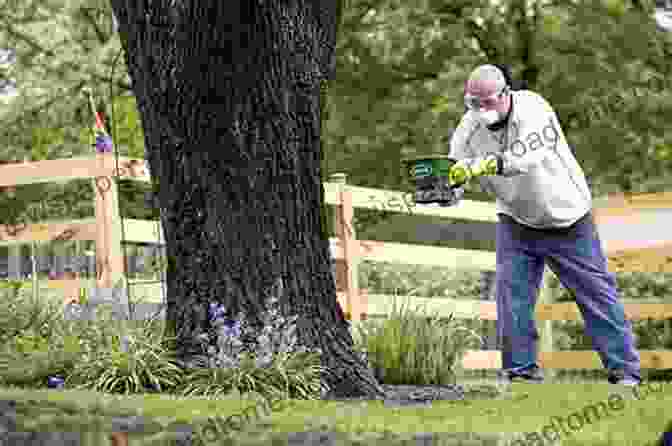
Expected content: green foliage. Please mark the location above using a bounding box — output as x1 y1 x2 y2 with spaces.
182 295 327 401
65 327 184 395
179 350 324 401
549 271 672 302
353 291 484 386
10 330 50 355
0 278 328 399
0 278 177 392
548 270 672 381
0 281 85 388
0 280 61 347
360 260 484 299
0 0 149 225
359 261 672 383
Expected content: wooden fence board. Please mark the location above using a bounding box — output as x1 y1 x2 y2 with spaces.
120 219 165 244
0 155 150 187
338 184 499 222
0 219 97 244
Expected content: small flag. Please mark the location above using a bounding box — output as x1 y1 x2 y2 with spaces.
85 88 114 153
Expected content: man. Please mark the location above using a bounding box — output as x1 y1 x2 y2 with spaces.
445 64 641 386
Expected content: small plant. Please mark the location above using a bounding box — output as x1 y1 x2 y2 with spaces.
352 288 483 386
63 303 183 394
64 327 184 395
10 330 50 355
0 282 180 394
0 281 84 388
179 294 327 401
0 280 56 347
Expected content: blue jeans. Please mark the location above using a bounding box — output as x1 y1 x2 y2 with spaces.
495 212 640 380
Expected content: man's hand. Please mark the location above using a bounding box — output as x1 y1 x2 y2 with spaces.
448 155 501 186
439 186 465 207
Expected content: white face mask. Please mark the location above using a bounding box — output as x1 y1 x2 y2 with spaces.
476 109 501 126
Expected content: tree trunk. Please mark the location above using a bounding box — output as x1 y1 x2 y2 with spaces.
109 0 384 399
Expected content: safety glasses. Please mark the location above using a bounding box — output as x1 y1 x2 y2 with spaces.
464 87 507 111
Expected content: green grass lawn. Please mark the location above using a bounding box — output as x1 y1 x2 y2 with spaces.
3 380 670 445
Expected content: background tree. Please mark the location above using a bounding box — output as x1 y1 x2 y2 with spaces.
0 0 149 225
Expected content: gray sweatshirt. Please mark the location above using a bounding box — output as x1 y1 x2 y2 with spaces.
448 90 592 229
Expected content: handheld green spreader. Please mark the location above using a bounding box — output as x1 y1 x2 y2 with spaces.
402 155 464 207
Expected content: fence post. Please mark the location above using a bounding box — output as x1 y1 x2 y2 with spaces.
93 153 128 351
93 153 125 290
480 270 497 349
53 242 65 279
329 173 364 330
539 266 555 381
30 241 38 301
7 245 21 279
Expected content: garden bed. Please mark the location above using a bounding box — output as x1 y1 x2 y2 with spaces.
3 263 672 446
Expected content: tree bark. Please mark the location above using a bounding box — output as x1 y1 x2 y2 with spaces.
108 0 384 398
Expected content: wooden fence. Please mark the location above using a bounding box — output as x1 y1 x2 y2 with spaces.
1 154 672 375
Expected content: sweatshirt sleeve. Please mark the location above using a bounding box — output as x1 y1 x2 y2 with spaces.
499 94 561 177
448 114 475 161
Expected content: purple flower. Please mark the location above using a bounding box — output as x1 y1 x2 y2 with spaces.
95 133 114 153
47 376 64 389
209 303 226 322
221 319 241 338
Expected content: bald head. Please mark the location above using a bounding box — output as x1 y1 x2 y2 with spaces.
465 65 507 97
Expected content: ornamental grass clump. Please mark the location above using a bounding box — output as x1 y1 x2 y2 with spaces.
63 306 184 395
179 295 327 401
352 289 484 386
